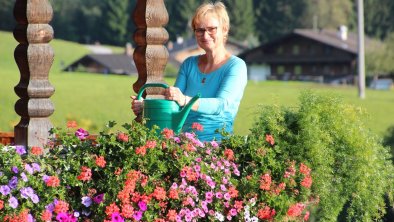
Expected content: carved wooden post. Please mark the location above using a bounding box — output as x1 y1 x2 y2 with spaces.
132 0 169 96
13 0 55 147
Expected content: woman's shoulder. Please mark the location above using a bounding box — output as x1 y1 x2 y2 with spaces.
183 55 200 65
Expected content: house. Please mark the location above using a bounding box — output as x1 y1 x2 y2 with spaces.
167 37 249 67
63 44 137 75
239 27 363 83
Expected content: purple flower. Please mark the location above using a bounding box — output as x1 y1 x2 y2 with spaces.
75 128 89 140
111 212 125 222
138 201 147 211
8 176 18 189
12 166 19 174
0 185 11 196
93 193 104 204
9 196 18 209
133 211 143 221
174 137 181 143
56 212 69 222
21 172 28 182
0 171 3 176
31 163 41 172
81 196 92 207
210 141 219 148
20 187 34 199
28 214 34 222
31 194 40 203
25 164 34 174
46 200 56 212
15 145 26 155
43 174 50 182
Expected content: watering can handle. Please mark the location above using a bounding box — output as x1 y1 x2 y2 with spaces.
136 83 169 100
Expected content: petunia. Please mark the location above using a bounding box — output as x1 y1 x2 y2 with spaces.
21 172 28 182
93 193 104 204
25 164 34 174
75 128 89 140
81 196 92 207
0 185 11 196
138 201 147 211
11 166 18 174
111 212 125 222
31 194 40 203
32 163 41 172
9 196 18 209
15 145 26 155
8 176 18 189
133 211 143 221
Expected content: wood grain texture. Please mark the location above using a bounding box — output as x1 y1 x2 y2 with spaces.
13 0 55 147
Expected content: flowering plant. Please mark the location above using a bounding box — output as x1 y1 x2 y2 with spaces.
0 120 316 221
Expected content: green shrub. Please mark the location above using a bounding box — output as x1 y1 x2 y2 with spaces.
240 91 394 221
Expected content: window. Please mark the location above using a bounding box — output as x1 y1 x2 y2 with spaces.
277 65 285 75
293 45 299 55
294 65 302 75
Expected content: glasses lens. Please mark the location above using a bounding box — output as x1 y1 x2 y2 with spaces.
194 27 217 36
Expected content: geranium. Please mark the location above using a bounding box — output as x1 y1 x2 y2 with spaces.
31 146 43 155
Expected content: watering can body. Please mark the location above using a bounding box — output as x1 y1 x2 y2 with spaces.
136 83 200 133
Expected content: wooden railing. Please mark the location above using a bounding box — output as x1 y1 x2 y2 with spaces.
1 0 169 147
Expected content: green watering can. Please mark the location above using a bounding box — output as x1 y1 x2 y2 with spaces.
136 83 200 134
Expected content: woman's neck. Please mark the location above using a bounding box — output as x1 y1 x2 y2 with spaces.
199 48 231 73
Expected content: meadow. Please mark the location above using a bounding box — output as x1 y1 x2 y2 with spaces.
1 31 394 137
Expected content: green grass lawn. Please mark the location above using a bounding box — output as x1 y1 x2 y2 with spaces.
1 31 394 137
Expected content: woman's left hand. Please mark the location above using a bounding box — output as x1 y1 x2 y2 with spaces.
165 86 187 106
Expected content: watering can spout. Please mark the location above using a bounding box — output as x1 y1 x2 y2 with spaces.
174 94 200 132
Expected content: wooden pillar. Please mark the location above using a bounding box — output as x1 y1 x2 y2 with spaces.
132 0 169 96
13 0 55 147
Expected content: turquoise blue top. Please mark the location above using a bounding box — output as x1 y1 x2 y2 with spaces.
174 55 247 141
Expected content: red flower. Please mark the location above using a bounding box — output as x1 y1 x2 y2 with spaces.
162 128 174 139
168 189 179 199
95 155 106 168
0 200 3 210
121 204 134 218
46 176 60 187
228 186 238 198
77 166 92 181
115 167 123 176
167 209 178 221
301 175 313 188
54 200 69 214
105 202 120 217
66 120 77 128
265 134 275 145
259 173 272 191
31 146 43 155
41 210 52 221
287 203 305 217
135 146 147 156
300 163 311 175
153 186 166 200
257 206 276 220
304 211 310 221
145 140 157 149
117 132 129 142
192 122 203 131
224 149 235 161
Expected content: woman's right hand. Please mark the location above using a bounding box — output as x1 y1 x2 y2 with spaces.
130 95 143 116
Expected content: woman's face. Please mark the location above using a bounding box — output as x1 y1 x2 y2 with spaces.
194 15 226 52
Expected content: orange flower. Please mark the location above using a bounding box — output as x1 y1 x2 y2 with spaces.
152 186 166 200
117 132 129 142
41 210 52 221
265 134 275 145
31 146 43 155
162 128 174 139
105 202 120 217
121 204 134 218
168 189 179 199
77 166 92 181
224 149 235 161
66 120 77 128
301 175 313 188
300 163 311 175
260 173 272 191
135 146 147 156
258 206 276 220
54 200 69 214
0 200 3 210
167 210 178 221
192 122 203 131
228 186 239 198
46 176 60 187
287 203 305 217
145 140 157 149
95 156 106 168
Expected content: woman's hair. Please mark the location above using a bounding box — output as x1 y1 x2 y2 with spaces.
191 1 230 37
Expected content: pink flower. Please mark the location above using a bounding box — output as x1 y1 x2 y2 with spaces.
75 128 89 140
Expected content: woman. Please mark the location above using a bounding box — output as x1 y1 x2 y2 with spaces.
132 1 247 141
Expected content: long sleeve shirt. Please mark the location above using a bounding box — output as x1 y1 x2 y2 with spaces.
174 55 247 141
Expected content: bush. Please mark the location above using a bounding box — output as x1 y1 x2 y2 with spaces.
242 91 394 221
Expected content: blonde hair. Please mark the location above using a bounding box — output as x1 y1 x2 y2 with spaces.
191 1 230 38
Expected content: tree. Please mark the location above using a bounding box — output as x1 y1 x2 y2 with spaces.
364 0 394 40
0 0 15 31
223 0 255 42
102 0 130 46
253 0 307 43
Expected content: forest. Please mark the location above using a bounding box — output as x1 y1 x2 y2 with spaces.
1 0 394 75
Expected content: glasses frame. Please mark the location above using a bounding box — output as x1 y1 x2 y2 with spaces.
194 26 218 37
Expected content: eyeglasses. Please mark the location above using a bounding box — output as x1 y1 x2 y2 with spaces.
194 27 218 36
